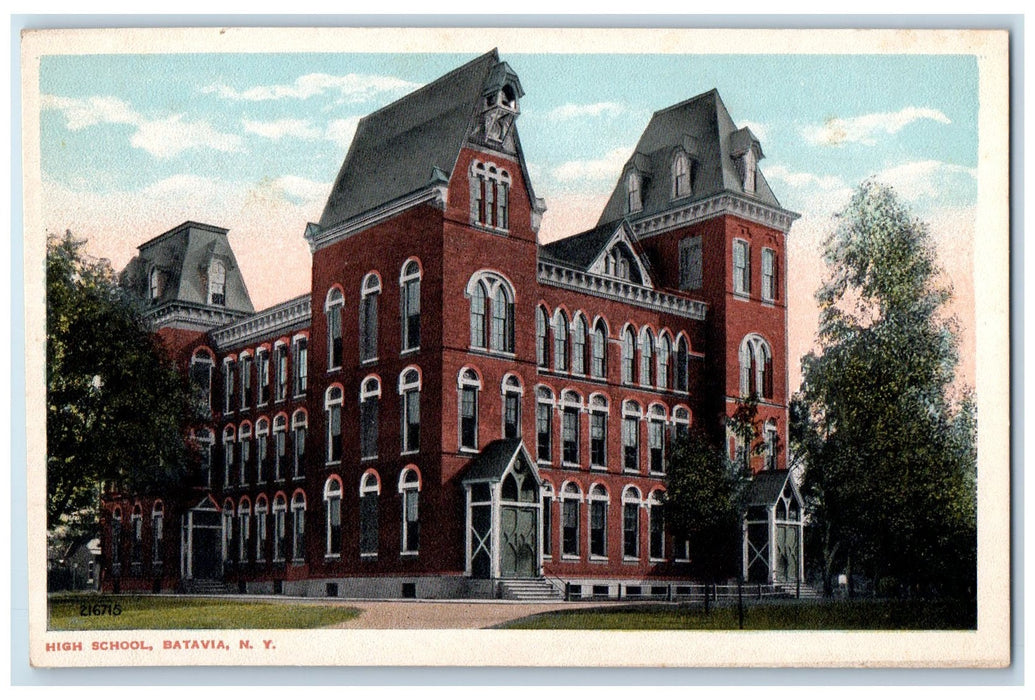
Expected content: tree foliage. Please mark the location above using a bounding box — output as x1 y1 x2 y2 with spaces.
796 181 976 598
47 231 195 534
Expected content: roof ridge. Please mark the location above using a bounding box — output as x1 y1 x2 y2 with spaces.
649 87 719 119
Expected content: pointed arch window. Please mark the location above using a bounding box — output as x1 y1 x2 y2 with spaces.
470 161 512 231
621 326 636 385
639 328 655 387
571 314 587 375
535 306 549 368
675 336 690 393
400 260 421 352
399 368 421 454
739 335 774 399
587 484 609 559
502 374 523 440
237 422 252 486
673 406 691 442
657 333 672 390
648 490 666 561
222 358 236 414
622 486 642 560
648 404 667 474
360 376 380 460
325 287 344 370
325 386 343 464
256 348 270 405
324 477 342 557
239 351 253 409
590 320 607 379
553 310 569 372
359 273 380 363
458 368 481 452
292 410 307 479
672 151 691 199
468 272 514 353
470 281 487 349
291 491 306 562
360 471 381 556
399 468 421 555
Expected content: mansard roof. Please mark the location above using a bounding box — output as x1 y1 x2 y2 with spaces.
596 89 783 227
318 49 520 231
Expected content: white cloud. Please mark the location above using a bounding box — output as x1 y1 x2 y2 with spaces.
551 147 630 184
242 118 323 141
42 93 242 159
802 107 952 146
202 73 420 103
739 120 770 143
872 160 977 202
269 175 330 204
764 164 847 192
546 102 625 120
324 117 362 150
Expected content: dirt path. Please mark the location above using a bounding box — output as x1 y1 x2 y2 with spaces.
327 600 618 629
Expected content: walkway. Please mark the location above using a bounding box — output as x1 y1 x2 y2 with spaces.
325 599 622 629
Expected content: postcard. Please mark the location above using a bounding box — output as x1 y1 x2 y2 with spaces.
21 25 1010 668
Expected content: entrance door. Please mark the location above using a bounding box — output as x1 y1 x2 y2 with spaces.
500 505 537 578
775 523 799 583
189 504 222 579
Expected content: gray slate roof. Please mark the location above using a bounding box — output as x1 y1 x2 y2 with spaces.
460 438 526 482
318 50 501 230
539 220 621 270
596 89 782 227
744 470 794 506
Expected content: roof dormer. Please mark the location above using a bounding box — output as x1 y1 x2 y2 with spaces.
729 127 764 195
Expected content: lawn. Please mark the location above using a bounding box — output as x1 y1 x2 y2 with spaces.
498 599 977 630
48 594 362 630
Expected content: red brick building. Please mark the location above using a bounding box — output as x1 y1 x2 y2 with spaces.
102 50 804 599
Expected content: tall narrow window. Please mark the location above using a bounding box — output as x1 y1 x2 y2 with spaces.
623 487 641 559
149 267 163 301
561 391 581 465
733 239 750 296
541 483 554 558
292 410 307 479
222 502 233 563
621 327 636 385
761 248 776 302
458 368 480 451
536 387 554 463
675 336 690 393
622 401 641 472
324 478 342 557
400 468 420 554
673 406 691 442
274 343 288 402
255 417 269 484
196 429 213 488
588 484 608 559
764 420 779 470
326 287 344 370
360 377 380 460
190 350 214 416
470 281 487 349
640 329 655 387
239 352 253 409
130 505 143 565
359 273 380 362
256 349 270 405
208 260 226 306
561 482 581 557
657 334 672 390
672 151 691 198
589 395 608 470
490 286 512 352
400 260 421 352
272 414 287 481
648 404 666 474
151 502 164 566
238 423 252 486
626 171 642 214
536 306 549 368
568 313 585 375
553 310 569 372
223 358 236 414
400 368 421 454
291 492 306 562
740 335 774 399
293 337 308 396
222 426 235 488
325 386 343 464
360 472 380 556
238 500 251 562
649 491 665 560
469 272 515 353
502 374 522 440
470 161 512 231
679 236 703 291
590 320 607 379
111 508 122 567
272 494 287 562
255 496 268 562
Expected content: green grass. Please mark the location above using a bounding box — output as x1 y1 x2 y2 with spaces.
498 599 977 630
48 594 362 630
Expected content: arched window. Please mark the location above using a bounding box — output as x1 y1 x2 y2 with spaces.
561 390 582 466
458 368 481 451
222 500 234 563
272 494 288 561
639 328 655 387
130 504 143 565
536 386 555 464
470 160 512 231
491 285 513 353
237 499 252 562
324 477 342 557
274 341 289 402
360 376 380 460
189 349 214 416
325 287 344 370
657 332 672 390
622 401 642 473
739 335 774 399
290 491 306 562
502 374 523 440
553 310 569 372
149 267 164 301
541 481 555 559
590 320 607 379
239 351 253 409
292 410 307 479
626 171 642 214
764 419 779 471
254 495 269 562
648 404 667 474
255 417 270 483
360 471 381 556
272 414 287 481
325 386 343 464
675 335 690 393
588 394 609 470
208 259 226 306
256 347 270 405
560 482 582 557
648 490 666 560
151 501 164 566
673 406 691 441
399 467 421 554
222 425 235 488
399 368 421 454
359 272 380 363
237 422 252 486
571 314 587 375
195 428 214 488
672 151 691 199
621 326 636 385
470 280 487 349
587 484 609 559
622 486 642 560
535 305 549 368
400 260 421 352
292 335 308 397
222 357 236 414
468 272 515 353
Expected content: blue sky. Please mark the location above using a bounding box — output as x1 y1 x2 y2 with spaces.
37 49 980 389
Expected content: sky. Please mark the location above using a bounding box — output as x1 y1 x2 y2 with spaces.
37 50 979 392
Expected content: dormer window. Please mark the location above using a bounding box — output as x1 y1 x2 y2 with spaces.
741 148 757 194
148 267 164 302
672 151 691 199
208 260 226 306
626 171 642 214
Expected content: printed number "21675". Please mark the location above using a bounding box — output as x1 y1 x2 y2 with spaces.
80 602 122 616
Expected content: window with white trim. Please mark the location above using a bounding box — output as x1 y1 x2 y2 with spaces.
648 490 665 560
272 414 287 481
238 500 251 562
237 422 252 486
739 334 774 399
293 337 308 396
274 343 288 402
359 273 380 363
256 348 270 405
291 492 306 562
675 336 690 392
561 390 581 466
621 327 636 385
196 428 214 488
255 417 269 484
502 374 522 440
400 368 421 454
761 247 776 302
622 486 642 559
622 401 641 473
648 404 666 474
590 320 607 379
458 368 481 451
189 350 214 416
589 394 608 470
400 260 421 352
468 272 514 353
571 314 587 375
292 410 307 479
588 484 609 559
541 482 554 559
679 235 703 291
470 161 512 231
399 468 420 554
360 471 380 556
240 352 253 408
222 501 233 563
626 171 642 214
639 328 655 387
208 259 226 306
255 496 268 562
222 426 235 488
360 376 380 460
764 419 779 471
325 386 343 464
673 406 691 442
325 287 344 370
324 478 342 557
536 387 554 463
672 151 691 199
149 267 164 302
223 358 236 414
553 310 569 372
657 333 672 390
733 239 750 296
560 482 582 557
536 306 549 368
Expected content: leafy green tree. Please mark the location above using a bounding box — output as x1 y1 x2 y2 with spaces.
797 181 976 598
47 231 195 537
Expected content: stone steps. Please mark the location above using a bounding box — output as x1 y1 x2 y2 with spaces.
184 578 233 595
499 578 564 601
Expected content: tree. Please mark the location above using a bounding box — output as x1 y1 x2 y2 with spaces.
796 181 976 598
47 231 195 538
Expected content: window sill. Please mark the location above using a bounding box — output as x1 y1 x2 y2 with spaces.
360 455 378 462
590 465 608 472
291 559 306 567
589 556 609 563
467 347 517 360
649 470 666 477
324 554 341 561
360 552 378 560
649 557 665 564
459 447 479 455
674 558 690 563
732 292 751 302
561 461 581 470
623 469 641 475
400 347 420 356
400 551 419 559
761 299 775 307
623 557 640 563
401 450 419 457
561 555 580 561
325 461 342 467
327 366 343 373
360 358 378 366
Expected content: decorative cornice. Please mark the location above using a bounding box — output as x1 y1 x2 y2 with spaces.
305 185 447 253
145 302 250 333
537 262 707 321
210 294 312 350
630 193 800 239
